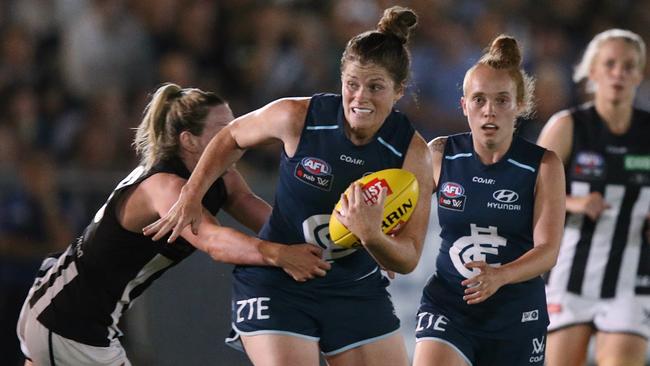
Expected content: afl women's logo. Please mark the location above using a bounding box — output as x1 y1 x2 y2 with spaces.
301 157 331 175
439 182 466 211
492 189 519 203
295 157 334 191
440 182 465 198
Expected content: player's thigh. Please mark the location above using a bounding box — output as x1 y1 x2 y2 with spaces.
595 332 647 366
545 324 593 366
325 331 408 366
413 339 469 366
241 334 320 366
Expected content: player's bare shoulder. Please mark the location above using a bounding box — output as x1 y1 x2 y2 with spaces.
428 136 447 155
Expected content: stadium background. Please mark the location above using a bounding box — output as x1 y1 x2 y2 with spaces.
0 0 648 365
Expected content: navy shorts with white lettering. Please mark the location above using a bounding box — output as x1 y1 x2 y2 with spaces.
228 266 400 355
415 305 547 366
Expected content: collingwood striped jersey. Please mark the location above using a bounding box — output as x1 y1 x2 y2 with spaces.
24 157 226 346
546 103 650 299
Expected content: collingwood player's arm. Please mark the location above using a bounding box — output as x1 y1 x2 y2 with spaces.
137 173 330 281
538 111 608 220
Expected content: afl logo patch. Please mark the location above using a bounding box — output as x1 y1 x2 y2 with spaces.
295 157 334 191
573 151 605 180
438 182 466 211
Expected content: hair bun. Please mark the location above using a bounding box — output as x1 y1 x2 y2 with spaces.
376 6 417 44
486 35 521 68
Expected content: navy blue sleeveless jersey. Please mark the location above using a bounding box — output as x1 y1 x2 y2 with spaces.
26 157 226 346
248 93 415 286
423 133 548 338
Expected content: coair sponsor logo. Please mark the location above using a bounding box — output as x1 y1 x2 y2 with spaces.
439 182 466 211
472 176 496 185
530 336 545 363
487 189 521 211
340 154 365 166
295 157 334 191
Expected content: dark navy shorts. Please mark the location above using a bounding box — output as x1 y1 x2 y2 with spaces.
415 306 547 366
227 267 400 355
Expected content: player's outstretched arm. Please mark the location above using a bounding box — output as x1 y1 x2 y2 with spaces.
138 173 330 282
143 98 309 242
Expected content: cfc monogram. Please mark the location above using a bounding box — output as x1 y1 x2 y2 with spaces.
450 224 507 278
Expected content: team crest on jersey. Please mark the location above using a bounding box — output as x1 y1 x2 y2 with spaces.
295 157 334 191
572 151 605 180
450 224 507 278
438 182 466 211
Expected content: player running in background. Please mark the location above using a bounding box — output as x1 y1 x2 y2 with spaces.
414 35 566 366
539 29 650 366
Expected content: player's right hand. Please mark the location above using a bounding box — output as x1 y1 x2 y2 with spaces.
578 192 610 221
275 244 331 282
143 189 203 243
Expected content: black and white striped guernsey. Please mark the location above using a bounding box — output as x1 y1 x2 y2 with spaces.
26 157 226 346
547 103 650 299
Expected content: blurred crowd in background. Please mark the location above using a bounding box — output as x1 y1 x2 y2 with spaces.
0 0 648 364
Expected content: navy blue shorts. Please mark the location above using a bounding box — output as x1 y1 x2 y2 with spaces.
227 267 400 355
415 307 547 366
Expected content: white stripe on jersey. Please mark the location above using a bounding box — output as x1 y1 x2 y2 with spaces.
617 187 650 295
582 185 625 298
30 247 79 316
107 254 174 339
548 181 589 293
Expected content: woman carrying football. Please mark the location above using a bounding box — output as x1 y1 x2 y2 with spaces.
413 35 566 366
144 6 432 366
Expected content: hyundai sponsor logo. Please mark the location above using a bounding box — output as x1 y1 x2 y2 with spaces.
492 189 519 203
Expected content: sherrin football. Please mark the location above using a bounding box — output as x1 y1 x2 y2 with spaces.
328 168 419 249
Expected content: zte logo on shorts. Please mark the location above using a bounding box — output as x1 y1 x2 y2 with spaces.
235 297 270 322
529 336 545 363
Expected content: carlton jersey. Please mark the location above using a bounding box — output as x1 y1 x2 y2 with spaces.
422 133 547 338
546 103 650 299
247 93 414 286
24 158 226 346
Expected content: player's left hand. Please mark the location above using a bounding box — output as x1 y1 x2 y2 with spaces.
461 261 507 305
334 183 387 245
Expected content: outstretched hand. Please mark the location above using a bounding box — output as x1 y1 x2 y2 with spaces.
274 244 331 282
461 261 507 305
143 190 203 243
